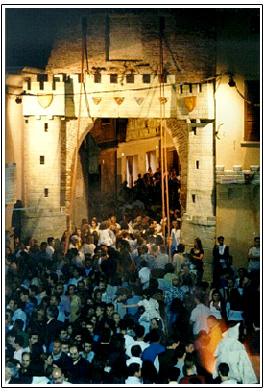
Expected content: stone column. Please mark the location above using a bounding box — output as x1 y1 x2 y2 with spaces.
181 121 216 281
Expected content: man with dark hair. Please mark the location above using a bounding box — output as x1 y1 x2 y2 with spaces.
68 344 93 384
158 333 180 383
43 305 62 350
179 353 205 384
51 339 73 374
12 335 29 363
141 330 165 371
46 237 55 260
218 362 238 384
126 345 142 368
125 363 142 384
190 291 211 337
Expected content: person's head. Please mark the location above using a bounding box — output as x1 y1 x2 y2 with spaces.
131 344 142 358
127 363 141 378
194 237 203 250
254 237 260 247
134 324 145 339
183 352 195 374
55 283 64 296
168 367 181 383
150 317 162 330
61 342 69 355
50 294 60 307
77 280 85 292
46 305 59 320
47 237 55 247
83 336 93 354
52 340 62 356
147 329 161 343
52 367 64 384
243 272 251 286
13 335 24 350
218 362 230 378
217 236 224 246
22 352 31 368
211 289 221 302
67 284 76 296
67 324 74 336
48 272 58 286
113 312 121 325
85 321 94 334
5 362 17 381
175 345 186 360
69 344 80 362
164 263 175 274
227 277 235 288
29 333 39 346
106 303 114 318
172 277 181 287
20 288 30 303
185 341 194 353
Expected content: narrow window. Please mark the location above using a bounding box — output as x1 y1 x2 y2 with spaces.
244 80 260 141
44 188 49 197
44 123 48 132
192 126 197 135
189 84 193 93
192 194 196 203
196 160 200 169
143 74 151 83
40 156 45 164
94 74 102 83
110 74 118 83
126 74 134 84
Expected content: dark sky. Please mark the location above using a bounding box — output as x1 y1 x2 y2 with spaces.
5 7 260 69
5 8 60 68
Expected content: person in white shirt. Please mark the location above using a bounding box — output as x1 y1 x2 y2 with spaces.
138 261 151 289
46 237 55 260
12 335 30 363
190 292 211 336
218 362 238 384
126 345 143 368
171 220 181 255
248 237 260 272
125 363 142 384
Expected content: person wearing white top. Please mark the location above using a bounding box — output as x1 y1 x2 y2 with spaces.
217 362 238 384
171 220 181 254
190 294 211 336
126 345 143 368
125 363 142 384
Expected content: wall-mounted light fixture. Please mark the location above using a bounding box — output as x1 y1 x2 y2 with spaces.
228 75 236 87
15 97 22 104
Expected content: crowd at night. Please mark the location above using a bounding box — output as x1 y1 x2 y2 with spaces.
5 183 260 384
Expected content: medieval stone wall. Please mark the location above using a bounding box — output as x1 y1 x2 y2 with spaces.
46 9 216 83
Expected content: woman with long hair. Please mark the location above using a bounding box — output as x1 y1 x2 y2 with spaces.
189 238 204 283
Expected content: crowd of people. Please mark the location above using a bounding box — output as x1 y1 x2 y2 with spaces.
5 206 260 384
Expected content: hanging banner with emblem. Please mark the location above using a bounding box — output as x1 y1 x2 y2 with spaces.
92 97 102 105
134 97 144 105
158 97 168 104
184 96 197 112
37 94 54 109
114 97 125 105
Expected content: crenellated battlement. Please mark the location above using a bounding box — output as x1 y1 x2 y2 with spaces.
22 73 215 119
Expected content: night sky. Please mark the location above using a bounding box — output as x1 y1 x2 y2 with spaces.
5 7 260 69
5 8 60 68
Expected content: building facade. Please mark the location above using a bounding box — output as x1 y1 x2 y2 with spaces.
5 8 260 275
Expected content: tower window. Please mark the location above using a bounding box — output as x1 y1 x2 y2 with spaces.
40 156 45 164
